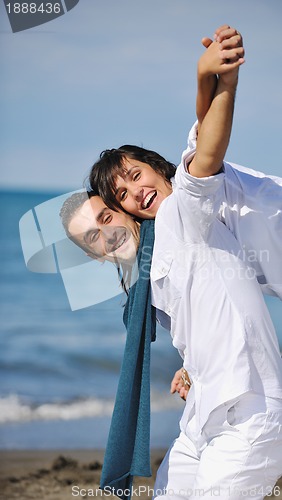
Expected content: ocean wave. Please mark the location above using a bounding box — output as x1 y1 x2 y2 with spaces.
0 391 183 424
0 395 114 423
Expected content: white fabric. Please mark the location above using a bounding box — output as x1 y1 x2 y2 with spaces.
151 126 282 498
186 121 282 299
153 392 282 499
151 146 282 436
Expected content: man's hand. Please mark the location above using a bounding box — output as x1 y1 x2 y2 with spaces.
198 25 245 82
170 368 191 401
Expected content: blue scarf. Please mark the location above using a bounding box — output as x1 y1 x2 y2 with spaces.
100 220 156 499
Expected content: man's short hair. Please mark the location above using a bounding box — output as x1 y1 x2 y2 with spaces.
59 191 99 255
60 191 90 237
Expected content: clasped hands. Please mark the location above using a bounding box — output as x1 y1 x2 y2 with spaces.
198 24 245 85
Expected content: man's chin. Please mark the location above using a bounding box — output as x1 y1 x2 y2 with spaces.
107 250 137 264
107 237 138 264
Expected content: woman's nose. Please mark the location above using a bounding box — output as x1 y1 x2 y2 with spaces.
132 185 143 201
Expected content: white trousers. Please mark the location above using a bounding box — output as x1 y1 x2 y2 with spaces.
153 393 282 500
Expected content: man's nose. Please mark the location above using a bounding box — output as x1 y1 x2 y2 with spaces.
101 227 117 244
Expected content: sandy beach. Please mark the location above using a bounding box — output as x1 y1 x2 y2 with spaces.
0 450 281 500
0 449 162 500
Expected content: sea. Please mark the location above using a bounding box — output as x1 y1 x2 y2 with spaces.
0 189 281 450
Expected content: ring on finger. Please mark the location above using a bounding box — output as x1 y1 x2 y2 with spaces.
181 368 191 387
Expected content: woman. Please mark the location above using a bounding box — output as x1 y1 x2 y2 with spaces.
89 28 282 302
89 27 282 499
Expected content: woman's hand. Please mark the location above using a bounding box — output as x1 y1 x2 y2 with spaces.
198 25 245 81
170 368 191 401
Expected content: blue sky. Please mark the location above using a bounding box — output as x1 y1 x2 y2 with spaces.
1 0 281 192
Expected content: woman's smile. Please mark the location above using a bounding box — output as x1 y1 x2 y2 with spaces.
115 158 172 219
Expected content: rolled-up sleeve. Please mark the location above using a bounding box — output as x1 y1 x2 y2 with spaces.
177 121 198 173
186 120 198 152
172 149 226 240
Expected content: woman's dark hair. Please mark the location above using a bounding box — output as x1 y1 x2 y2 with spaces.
89 144 176 212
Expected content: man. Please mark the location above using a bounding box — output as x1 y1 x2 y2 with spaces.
60 191 140 292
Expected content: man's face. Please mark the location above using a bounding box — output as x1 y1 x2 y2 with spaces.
68 196 138 263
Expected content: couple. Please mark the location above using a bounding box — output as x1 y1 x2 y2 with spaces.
61 26 282 500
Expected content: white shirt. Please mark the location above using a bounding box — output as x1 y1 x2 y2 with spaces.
151 147 282 436
186 121 282 299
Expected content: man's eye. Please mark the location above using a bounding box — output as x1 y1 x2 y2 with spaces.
91 232 100 243
133 172 140 181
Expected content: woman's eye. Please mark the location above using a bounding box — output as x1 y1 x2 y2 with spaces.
133 172 140 181
120 190 127 201
103 215 112 224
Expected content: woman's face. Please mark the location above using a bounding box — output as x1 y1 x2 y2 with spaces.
114 157 172 219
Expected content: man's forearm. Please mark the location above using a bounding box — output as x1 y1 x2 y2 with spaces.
189 77 237 178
